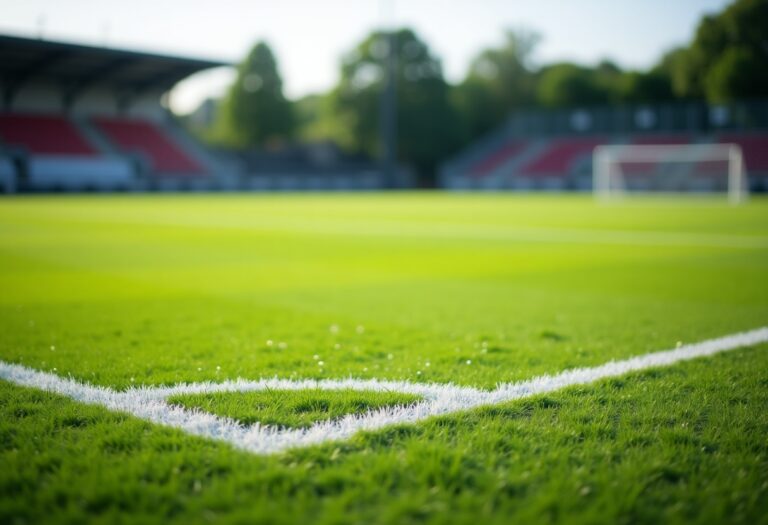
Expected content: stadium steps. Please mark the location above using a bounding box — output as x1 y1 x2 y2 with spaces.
439 123 519 188
511 137 604 190
518 138 604 177
469 140 528 177
71 115 122 156
162 119 242 187
468 140 554 189
92 117 206 177
494 140 552 186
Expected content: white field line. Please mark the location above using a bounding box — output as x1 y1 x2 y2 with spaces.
0 327 766 455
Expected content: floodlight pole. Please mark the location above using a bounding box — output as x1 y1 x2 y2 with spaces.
380 1 398 189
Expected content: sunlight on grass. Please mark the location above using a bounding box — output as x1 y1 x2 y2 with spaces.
169 389 422 428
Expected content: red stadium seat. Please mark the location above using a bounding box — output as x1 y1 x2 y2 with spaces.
719 134 768 171
469 141 528 178
0 113 97 155
93 117 204 174
519 138 603 177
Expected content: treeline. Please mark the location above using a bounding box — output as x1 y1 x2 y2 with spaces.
194 0 767 185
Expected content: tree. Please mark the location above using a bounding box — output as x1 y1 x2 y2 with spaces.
536 63 610 108
664 0 768 102
293 93 336 142
656 47 695 99
331 28 460 185
453 29 539 139
704 46 766 102
217 42 294 148
618 70 675 103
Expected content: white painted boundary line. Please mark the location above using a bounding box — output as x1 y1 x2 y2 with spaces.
1 327 766 455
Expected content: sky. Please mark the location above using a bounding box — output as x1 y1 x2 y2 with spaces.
0 0 732 113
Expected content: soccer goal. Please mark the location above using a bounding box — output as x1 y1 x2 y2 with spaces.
593 143 747 203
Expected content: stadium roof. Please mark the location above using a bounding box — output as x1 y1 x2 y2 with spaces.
0 34 230 107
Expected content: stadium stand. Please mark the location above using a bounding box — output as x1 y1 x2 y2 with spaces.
719 134 768 172
225 142 393 191
469 141 528 178
0 156 15 193
685 134 768 189
92 117 204 175
441 104 768 191
617 135 694 177
0 34 229 192
518 138 603 178
0 113 136 190
0 34 390 193
0 113 97 155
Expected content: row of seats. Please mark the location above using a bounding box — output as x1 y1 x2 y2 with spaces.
466 134 768 180
92 117 203 173
0 114 96 156
519 138 602 177
469 141 527 178
720 134 768 171
0 113 204 175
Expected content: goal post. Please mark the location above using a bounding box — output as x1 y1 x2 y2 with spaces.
593 143 747 204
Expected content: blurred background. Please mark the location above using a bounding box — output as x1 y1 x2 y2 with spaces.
0 0 766 193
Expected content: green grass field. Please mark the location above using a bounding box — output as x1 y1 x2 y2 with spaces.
1 193 767 524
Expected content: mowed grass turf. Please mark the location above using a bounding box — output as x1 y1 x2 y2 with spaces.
0 193 767 523
168 389 423 428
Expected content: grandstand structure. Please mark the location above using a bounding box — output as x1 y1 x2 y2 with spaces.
441 103 768 193
0 35 390 193
0 34 240 192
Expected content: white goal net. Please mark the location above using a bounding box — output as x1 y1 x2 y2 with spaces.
593 143 747 203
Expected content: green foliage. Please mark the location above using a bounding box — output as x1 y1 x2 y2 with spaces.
655 47 692 98
0 194 767 522
293 93 340 142
705 46 766 102
187 0 768 177
618 70 675 103
536 63 612 108
188 0 768 179
665 0 768 101
170 390 422 428
216 42 294 148
330 29 461 184
453 30 539 137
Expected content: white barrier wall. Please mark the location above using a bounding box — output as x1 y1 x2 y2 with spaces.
28 155 136 190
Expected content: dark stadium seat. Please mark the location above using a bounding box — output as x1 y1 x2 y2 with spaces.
0 113 97 155
469 141 528 178
93 117 204 174
518 138 603 177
